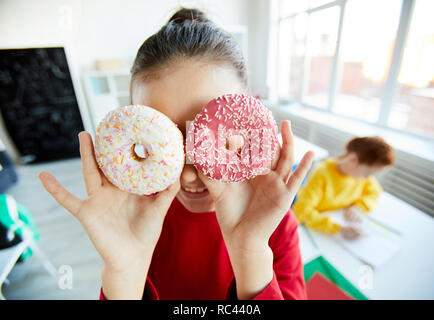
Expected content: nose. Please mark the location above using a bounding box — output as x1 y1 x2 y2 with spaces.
181 164 199 184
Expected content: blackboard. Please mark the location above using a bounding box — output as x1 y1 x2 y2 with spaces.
0 47 84 163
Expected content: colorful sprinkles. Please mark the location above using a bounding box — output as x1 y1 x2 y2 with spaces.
94 105 185 195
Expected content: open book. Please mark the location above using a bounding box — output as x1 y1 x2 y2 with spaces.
325 210 401 268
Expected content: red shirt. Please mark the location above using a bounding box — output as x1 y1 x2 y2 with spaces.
100 197 307 300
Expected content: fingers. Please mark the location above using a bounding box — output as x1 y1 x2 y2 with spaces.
38 171 82 216
270 139 281 171
343 208 352 221
350 212 363 223
274 121 294 180
155 179 180 203
344 206 362 222
286 151 314 191
347 212 358 222
79 131 104 195
342 225 363 239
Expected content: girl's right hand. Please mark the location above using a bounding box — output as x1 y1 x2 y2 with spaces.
38 131 180 274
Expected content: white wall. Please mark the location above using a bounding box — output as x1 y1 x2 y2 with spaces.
0 0 253 73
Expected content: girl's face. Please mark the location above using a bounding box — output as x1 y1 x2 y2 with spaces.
132 59 245 212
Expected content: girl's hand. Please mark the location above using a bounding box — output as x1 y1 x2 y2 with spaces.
198 120 313 299
199 120 314 252
38 132 179 299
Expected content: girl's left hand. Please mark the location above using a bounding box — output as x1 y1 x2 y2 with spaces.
198 120 314 253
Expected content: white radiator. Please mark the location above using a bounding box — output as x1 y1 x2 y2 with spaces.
381 152 434 215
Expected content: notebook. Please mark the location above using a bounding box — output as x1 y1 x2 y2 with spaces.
326 210 401 268
306 272 354 300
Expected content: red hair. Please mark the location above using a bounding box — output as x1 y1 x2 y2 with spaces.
345 136 395 166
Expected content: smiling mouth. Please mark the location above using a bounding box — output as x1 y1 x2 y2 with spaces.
179 185 210 199
182 186 207 193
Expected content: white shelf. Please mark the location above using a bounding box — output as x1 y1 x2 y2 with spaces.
82 70 131 130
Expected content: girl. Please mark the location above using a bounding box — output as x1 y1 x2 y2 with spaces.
38 8 314 300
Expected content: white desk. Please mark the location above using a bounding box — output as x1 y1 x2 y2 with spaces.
278 134 329 164
298 192 434 299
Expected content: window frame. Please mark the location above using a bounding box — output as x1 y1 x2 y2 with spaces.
272 0 431 140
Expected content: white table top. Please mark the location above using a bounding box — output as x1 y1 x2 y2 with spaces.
279 134 329 164
298 192 434 299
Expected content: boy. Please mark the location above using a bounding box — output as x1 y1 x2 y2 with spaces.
293 136 394 239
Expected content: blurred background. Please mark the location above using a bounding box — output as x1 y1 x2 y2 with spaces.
0 0 433 300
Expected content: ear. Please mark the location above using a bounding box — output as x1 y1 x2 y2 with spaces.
348 152 359 164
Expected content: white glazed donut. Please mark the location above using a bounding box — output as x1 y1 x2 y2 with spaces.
94 105 185 195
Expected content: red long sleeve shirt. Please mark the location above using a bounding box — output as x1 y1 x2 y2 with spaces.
100 197 307 300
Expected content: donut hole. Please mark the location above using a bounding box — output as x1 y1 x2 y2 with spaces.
131 143 148 161
226 135 244 154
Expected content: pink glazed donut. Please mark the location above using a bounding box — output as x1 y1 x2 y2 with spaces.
186 93 278 182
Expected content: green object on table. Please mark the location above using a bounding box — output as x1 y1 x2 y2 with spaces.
304 255 369 300
0 194 40 261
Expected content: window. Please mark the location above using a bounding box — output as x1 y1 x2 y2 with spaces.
389 0 434 137
273 0 434 139
304 6 340 109
277 14 307 100
280 0 335 15
334 0 402 122
280 0 308 16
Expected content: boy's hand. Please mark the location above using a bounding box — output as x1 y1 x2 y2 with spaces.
341 225 363 240
344 206 363 223
38 131 179 299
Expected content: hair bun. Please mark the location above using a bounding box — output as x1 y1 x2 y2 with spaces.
168 8 211 25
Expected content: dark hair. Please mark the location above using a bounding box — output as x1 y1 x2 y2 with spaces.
130 7 247 99
345 136 395 166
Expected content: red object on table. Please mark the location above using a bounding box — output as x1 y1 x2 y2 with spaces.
306 272 354 300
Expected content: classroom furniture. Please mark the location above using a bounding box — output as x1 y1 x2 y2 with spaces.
81 69 131 130
292 135 329 165
0 195 57 299
280 134 329 164
0 234 57 300
0 240 29 300
3 159 103 299
298 192 434 299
